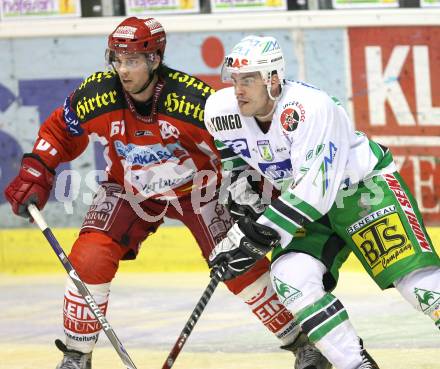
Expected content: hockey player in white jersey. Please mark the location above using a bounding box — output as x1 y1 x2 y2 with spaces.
205 35 440 369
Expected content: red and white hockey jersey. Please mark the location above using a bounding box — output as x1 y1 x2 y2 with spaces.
32 66 220 200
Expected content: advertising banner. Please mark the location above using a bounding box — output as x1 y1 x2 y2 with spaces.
210 0 287 13
0 0 81 20
1 25 439 227
124 0 200 15
349 26 440 223
420 0 440 7
332 0 398 8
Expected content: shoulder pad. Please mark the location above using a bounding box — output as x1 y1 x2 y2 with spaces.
68 71 124 125
204 88 241 134
158 67 216 128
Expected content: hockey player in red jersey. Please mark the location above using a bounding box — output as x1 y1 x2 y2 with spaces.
4 17 330 369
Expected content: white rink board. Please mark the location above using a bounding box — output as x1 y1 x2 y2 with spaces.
0 10 439 38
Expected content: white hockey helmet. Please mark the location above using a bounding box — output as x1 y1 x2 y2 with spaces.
221 35 285 98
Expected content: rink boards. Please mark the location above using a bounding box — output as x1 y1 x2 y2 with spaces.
1 226 440 274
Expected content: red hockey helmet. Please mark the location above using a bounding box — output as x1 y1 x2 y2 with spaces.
107 17 166 57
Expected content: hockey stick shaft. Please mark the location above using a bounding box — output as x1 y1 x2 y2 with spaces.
161 266 225 369
28 204 138 369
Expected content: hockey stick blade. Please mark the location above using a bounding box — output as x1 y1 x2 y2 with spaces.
161 265 226 369
28 204 138 369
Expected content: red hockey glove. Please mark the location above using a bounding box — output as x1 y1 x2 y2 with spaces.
4 153 55 218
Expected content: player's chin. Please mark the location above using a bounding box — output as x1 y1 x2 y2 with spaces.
238 102 252 116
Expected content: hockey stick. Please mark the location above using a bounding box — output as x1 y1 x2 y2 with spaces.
27 204 138 369
161 265 226 369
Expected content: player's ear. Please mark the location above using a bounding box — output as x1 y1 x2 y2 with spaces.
271 73 280 85
270 73 281 97
154 53 161 69
149 52 161 72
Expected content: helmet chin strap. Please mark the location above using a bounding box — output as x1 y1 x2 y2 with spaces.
255 82 282 122
267 77 283 101
255 98 278 122
132 64 157 95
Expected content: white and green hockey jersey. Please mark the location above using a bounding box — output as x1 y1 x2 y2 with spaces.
204 81 396 248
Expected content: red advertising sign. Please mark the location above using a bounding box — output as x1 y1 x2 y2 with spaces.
349 26 440 223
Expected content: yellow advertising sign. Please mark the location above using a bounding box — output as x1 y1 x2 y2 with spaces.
0 0 81 19
210 0 287 12
124 0 200 15
351 212 415 276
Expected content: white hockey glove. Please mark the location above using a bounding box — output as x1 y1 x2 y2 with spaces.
224 175 266 221
208 216 280 281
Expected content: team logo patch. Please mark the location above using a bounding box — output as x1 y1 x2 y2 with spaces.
280 101 306 132
414 288 440 315
273 276 303 305
280 108 299 132
159 120 180 139
257 140 274 162
349 211 415 276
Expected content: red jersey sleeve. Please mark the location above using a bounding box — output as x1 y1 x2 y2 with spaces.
31 105 89 169
30 70 120 169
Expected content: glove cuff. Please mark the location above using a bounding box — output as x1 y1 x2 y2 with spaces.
22 153 56 175
20 153 55 190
